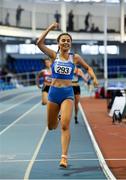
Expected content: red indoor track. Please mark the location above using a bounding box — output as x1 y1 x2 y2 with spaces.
80 97 126 180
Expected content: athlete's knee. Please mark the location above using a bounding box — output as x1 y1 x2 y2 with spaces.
42 100 47 105
48 126 54 130
48 123 54 130
48 123 57 130
42 102 47 105
61 124 69 131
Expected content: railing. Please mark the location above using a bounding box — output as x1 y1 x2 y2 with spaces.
0 71 39 91
0 7 120 33
1 68 126 92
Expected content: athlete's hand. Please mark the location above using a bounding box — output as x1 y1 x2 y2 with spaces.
93 78 99 87
48 22 59 31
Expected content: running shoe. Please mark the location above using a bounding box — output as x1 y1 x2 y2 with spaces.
75 116 78 124
59 155 68 168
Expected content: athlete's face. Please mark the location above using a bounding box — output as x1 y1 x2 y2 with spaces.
58 35 72 51
45 60 51 68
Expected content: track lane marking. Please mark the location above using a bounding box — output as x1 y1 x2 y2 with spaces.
24 127 48 180
1 158 126 163
0 94 39 114
79 103 116 180
0 102 40 135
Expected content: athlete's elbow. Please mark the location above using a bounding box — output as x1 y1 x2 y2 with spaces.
36 38 39 45
36 39 41 47
36 38 44 47
87 66 93 72
36 41 45 52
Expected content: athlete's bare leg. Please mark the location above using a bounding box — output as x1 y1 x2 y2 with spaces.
42 91 48 105
47 101 60 130
60 99 73 156
74 94 80 123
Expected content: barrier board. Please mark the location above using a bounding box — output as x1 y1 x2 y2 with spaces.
109 96 126 117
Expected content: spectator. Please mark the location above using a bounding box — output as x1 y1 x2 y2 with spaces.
90 23 100 32
29 68 36 86
5 12 10 26
99 86 105 98
6 72 14 84
124 15 126 32
91 59 98 67
10 74 23 88
67 10 74 31
90 23 95 32
54 10 61 24
84 12 92 31
1 66 8 82
16 5 24 27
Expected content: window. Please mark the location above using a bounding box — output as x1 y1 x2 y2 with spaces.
19 44 36 54
81 44 119 55
6 45 19 53
81 45 99 55
99 45 119 54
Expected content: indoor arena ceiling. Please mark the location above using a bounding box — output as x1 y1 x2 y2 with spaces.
4 0 126 4
44 0 122 2
28 0 125 3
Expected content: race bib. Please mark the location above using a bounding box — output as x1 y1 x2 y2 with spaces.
45 76 52 82
55 65 72 75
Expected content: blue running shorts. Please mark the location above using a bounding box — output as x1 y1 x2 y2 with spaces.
48 86 74 105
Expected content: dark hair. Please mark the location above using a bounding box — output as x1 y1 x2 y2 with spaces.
57 33 72 43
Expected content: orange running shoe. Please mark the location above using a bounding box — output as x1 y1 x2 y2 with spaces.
59 155 68 168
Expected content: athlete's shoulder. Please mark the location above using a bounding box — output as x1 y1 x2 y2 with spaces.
74 53 81 58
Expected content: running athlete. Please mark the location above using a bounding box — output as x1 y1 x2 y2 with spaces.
36 59 52 105
72 66 87 124
36 22 98 168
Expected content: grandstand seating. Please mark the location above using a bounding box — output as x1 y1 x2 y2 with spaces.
7 54 45 73
7 55 126 78
0 54 46 91
108 58 126 78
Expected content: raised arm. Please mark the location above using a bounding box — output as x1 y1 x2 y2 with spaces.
36 22 59 61
74 54 99 87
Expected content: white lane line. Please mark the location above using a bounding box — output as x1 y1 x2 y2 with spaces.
0 90 20 98
0 123 42 127
0 92 29 103
1 158 126 163
0 87 36 99
0 94 39 114
79 103 116 180
0 92 37 105
24 127 48 180
69 152 94 155
0 102 41 136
